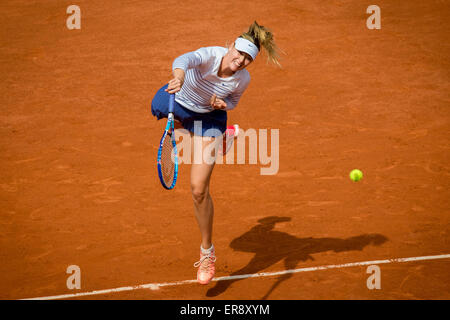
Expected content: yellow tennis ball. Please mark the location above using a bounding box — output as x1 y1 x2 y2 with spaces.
350 169 363 182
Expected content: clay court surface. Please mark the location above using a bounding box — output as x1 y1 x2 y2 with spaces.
1 0 449 300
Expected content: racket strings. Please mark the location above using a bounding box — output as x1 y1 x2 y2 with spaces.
160 133 175 186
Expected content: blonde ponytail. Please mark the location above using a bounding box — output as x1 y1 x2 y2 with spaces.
240 21 281 67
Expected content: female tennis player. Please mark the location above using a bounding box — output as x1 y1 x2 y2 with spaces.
151 21 280 285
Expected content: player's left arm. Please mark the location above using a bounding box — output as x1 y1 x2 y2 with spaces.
223 72 250 111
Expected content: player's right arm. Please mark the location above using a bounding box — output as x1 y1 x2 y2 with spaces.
166 49 205 94
166 47 216 94
166 68 185 94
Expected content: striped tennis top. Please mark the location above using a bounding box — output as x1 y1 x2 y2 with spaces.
172 46 250 113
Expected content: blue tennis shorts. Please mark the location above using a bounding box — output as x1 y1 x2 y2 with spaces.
151 84 227 137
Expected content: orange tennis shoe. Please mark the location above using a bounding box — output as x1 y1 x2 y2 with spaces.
218 124 239 156
194 248 216 285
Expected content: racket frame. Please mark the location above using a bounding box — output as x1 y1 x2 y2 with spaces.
157 94 178 190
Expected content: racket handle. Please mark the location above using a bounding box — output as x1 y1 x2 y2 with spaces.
168 94 175 114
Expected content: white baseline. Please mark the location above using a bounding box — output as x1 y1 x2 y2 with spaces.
21 253 450 300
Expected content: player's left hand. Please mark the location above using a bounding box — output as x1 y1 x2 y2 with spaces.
210 94 227 110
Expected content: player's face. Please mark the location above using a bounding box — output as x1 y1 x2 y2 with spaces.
227 45 253 72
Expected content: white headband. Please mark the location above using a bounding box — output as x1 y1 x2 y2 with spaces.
234 37 259 60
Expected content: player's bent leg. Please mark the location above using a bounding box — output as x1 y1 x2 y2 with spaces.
174 119 183 129
218 124 239 156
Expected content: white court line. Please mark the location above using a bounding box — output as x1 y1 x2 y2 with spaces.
21 253 450 300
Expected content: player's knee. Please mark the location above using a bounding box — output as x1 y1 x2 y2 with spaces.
191 184 208 204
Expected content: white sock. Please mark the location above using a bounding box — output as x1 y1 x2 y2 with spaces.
201 244 214 254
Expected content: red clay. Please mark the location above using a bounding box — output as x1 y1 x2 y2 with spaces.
0 0 449 300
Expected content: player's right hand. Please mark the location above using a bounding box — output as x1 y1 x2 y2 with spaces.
166 69 185 94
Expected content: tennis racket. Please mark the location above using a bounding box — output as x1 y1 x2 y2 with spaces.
157 94 178 190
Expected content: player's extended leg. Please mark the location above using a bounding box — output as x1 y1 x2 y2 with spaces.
190 133 222 248
190 134 219 284
191 159 215 250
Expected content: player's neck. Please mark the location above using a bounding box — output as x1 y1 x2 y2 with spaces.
218 58 234 78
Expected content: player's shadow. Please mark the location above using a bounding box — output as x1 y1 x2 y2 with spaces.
206 216 388 299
